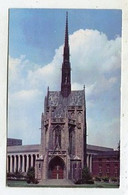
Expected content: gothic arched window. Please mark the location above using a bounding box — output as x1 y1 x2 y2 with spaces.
55 127 61 148
69 128 75 155
78 111 82 122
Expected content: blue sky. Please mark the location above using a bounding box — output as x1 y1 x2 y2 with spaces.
9 9 121 65
8 9 121 149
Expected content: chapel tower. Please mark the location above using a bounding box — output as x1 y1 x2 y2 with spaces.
61 12 71 97
35 13 87 183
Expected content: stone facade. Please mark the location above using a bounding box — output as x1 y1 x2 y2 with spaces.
35 13 86 182
35 94 86 181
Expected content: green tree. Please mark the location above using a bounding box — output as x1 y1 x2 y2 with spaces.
117 141 120 160
82 167 94 184
27 167 35 183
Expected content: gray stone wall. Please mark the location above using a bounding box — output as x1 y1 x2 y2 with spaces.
35 90 86 181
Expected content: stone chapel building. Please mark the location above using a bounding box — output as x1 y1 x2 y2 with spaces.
35 13 87 182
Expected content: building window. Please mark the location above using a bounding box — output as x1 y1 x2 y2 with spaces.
78 162 81 169
99 164 102 168
69 128 75 155
78 112 82 122
106 164 110 167
73 163 76 170
55 127 61 148
99 168 102 173
115 168 118 173
106 168 110 173
39 163 41 169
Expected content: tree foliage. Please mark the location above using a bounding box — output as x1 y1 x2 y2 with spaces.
27 167 36 183
117 141 120 160
82 167 93 183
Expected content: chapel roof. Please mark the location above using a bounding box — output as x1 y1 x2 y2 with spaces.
48 90 85 107
47 90 85 118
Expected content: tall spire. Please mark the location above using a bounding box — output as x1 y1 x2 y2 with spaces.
61 12 71 97
63 12 69 62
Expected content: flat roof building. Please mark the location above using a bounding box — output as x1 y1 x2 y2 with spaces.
7 138 22 147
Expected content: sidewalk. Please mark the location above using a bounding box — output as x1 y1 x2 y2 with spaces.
39 179 75 186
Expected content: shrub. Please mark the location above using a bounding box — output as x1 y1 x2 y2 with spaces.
75 167 94 184
14 170 24 178
75 179 83 184
7 171 25 180
27 179 31 184
111 177 118 182
34 178 39 184
82 167 93 183
95 176 101 181
7 172 15 178
27 167 35 183
102 176 109 182
86 180 94 184
26 167 39 184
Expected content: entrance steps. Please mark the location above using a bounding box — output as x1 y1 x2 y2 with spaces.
39 179 75 186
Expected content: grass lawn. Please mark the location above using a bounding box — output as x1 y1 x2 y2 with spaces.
7 180 119 188
78 182 119 188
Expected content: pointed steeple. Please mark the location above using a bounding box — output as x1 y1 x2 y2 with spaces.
61 12 71 97
63 12 69 62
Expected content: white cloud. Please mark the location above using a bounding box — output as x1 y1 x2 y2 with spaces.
9 29 121 96
11 89 41 101
8 29 121 147
72 82 83 90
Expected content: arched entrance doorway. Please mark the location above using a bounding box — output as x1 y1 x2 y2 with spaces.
48 156 65 179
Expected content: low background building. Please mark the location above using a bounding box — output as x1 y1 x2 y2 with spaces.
92 151 119 178
7 138 22 146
